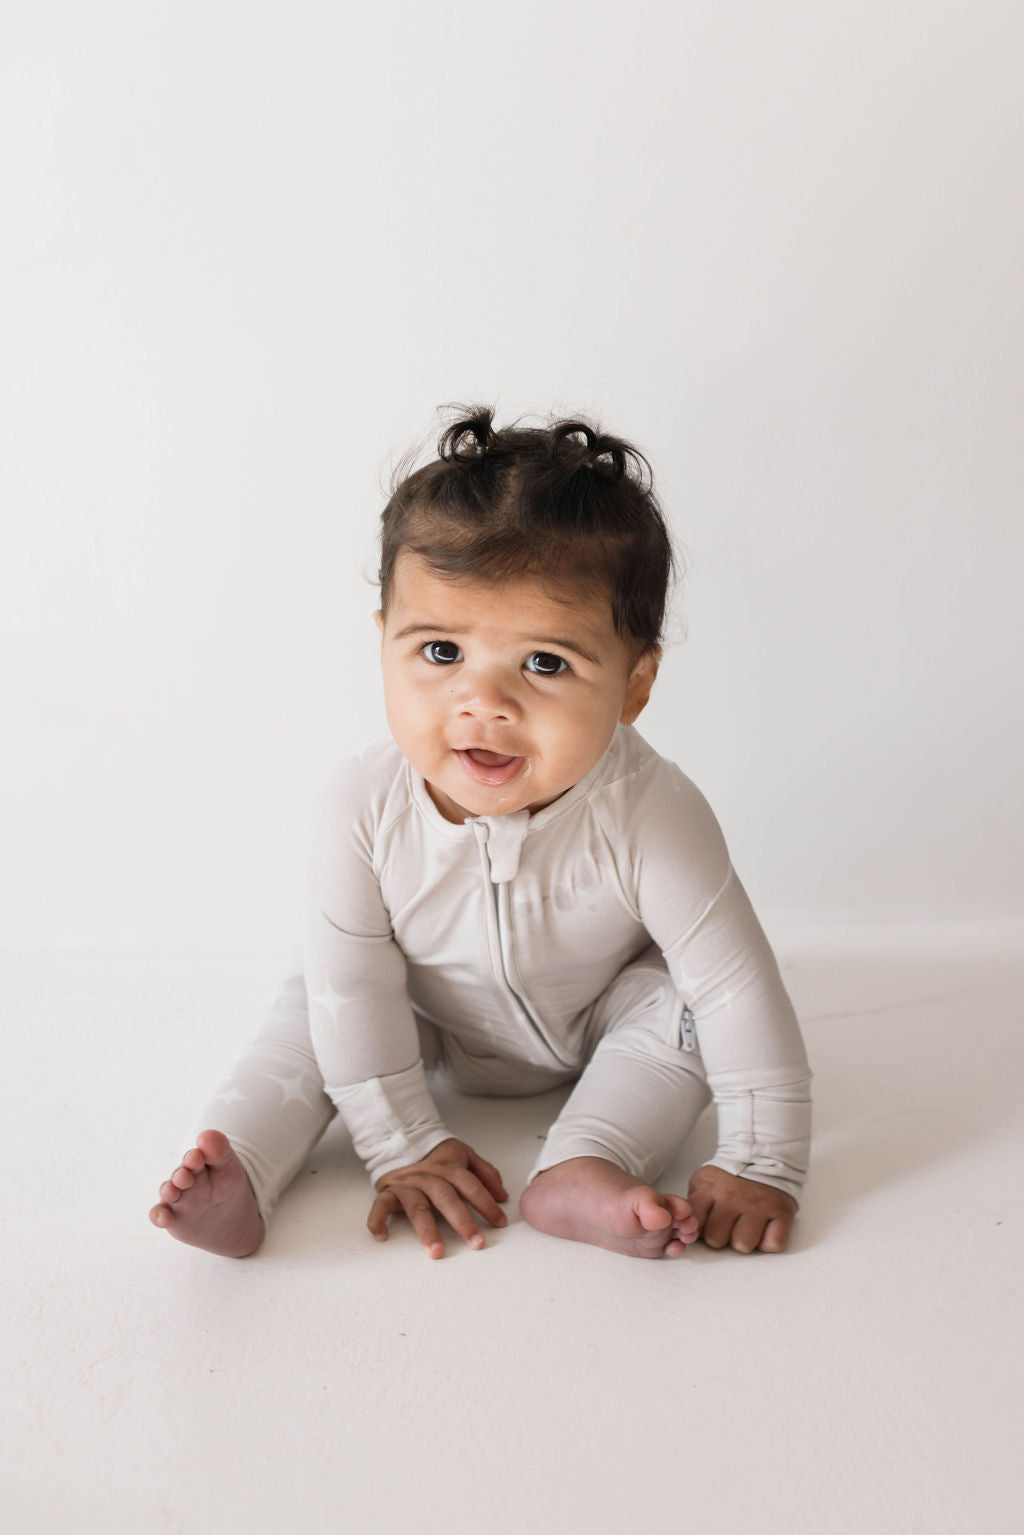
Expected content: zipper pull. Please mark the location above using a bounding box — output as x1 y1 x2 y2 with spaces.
681 1006 697 1052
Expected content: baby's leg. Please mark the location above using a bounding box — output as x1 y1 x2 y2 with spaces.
520 949 711 1259
150 970 335 1255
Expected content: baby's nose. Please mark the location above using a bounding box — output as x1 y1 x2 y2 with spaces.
454 668 521 722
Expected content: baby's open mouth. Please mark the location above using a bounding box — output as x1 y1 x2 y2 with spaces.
456 748 525 786
466 749 517 767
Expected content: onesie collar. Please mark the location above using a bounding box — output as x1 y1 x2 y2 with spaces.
405 727 630 880
404 767 531 882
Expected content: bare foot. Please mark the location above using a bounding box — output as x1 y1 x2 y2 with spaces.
519 1156 699 1259
149 1130 265 1257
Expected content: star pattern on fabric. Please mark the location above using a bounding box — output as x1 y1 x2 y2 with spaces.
210 1084 250 1107
313 977 345 1024
273 1068 320 1107
209 1067 322 1111
673 956 707 1002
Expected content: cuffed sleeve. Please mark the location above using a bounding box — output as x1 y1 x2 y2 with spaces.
613 757 813 1200
330 1059 453 1183
701 1063 812 1203
302 752 454 1181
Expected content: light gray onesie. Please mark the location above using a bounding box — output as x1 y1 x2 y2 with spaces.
196 725 812 1224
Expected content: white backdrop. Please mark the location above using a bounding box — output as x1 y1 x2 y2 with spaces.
3 1 1022 945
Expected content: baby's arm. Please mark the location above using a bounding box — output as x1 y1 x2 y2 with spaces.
618 758 812 1234
303 757 505 1253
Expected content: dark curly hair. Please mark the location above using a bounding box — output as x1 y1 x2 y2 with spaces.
378 403 676 656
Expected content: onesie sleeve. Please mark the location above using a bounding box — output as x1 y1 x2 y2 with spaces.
616 756 812 1203
302 752 453 1183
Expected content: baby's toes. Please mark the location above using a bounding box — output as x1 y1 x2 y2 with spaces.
666 1195 700 1242
171 1165 196 1191
159 1179 183 1205
634 1188 674 1233
181 1147 207 1174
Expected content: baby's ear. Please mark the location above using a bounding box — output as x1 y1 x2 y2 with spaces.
373 609 384 634
620 646 661 725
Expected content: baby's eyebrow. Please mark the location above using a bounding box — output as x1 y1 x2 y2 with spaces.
392 623 457 643
391 622 601 666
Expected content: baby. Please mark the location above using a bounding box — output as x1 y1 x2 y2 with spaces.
150 407 812 1261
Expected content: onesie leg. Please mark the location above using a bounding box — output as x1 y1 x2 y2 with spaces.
152 976 446 1251
519 949 710 1257
528 946 711 1186
188 969 336 1225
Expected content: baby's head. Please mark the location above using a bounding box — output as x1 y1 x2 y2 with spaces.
374 404 676 824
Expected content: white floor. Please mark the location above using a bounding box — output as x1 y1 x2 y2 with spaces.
3 927 1022 1535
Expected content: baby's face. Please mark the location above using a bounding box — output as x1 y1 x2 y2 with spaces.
375 550 659 824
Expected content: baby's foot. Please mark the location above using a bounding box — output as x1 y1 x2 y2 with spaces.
149 1130 265 1258
519 1155 698 1259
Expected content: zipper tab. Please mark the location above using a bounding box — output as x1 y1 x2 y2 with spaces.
681 1006 697 1052
473 811 529 883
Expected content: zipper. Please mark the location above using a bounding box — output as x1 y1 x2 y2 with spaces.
473 822 575 1070
494 881 576 1069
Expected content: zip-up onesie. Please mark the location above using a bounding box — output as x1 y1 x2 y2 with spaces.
196 725 812 1223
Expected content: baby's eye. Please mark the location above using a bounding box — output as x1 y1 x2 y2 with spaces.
525 651 569 676
421 640 463 665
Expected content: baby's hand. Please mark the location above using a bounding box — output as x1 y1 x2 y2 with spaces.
686 1164 797 1254
367 1137 509 1259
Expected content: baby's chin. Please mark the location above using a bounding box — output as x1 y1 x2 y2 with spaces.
424 764 575 824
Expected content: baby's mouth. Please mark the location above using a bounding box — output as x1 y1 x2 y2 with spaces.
455 747 526 787
466 748 517 767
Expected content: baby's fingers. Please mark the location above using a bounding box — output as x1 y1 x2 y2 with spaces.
730 1210 768 1254
415 1175 496 1252
375 1176 491 1256
701 1201 738 1251
367 1188 401 1243
759 1215 793 1253
447 1167 508 1230
464 1148 508 1204
368 1185 448 1257
685 1189 713 1236
392 1186 448 1259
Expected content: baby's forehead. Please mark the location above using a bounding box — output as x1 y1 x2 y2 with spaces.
393 550 609 619
459 574 601 619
